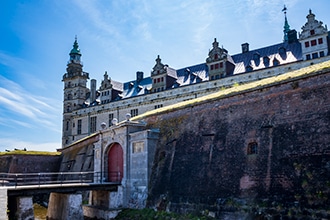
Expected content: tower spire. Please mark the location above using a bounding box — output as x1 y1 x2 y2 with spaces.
69 36 81 64
282 5 290 42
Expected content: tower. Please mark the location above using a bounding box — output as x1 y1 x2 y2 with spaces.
299 9 329 60
62 37 89 146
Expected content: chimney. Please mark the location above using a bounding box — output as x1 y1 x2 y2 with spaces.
90 79 97 104
241 43 249 53
136 71 144 83
287 29 298 44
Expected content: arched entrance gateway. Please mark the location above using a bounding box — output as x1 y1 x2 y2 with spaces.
107 143 123 182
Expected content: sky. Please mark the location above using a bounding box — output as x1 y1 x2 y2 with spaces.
0 0 329 152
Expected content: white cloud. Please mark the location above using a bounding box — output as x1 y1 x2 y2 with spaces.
0 75 61 132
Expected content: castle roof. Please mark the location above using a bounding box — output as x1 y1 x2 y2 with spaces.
118 40 302 99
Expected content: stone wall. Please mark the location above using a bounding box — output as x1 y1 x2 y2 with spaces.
140 66 330 216
0 154 61 173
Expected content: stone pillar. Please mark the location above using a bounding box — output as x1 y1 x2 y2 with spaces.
8 196 34 220
47 192 83 220
0 189 8 220
83 189 123 219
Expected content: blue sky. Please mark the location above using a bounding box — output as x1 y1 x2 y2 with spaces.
0 0 329 152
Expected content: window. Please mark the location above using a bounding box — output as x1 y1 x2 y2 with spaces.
132 142 144 153
155 104 163 109
214 54 218 60
318 38 323 44
215 63 219 69
210 65 214 70
320 51 325 57
131 109 138 117
306 54 311 60
77 119 82 134
310 30 315 35
157 78 160 83
247 142 258 155
312 52 318 59
90 116 97 133
305 41 310 48
220 62 223 68
66 121 69 131
109 113 114 126
153 79 156 83
311 39 317 46
161 77 164 82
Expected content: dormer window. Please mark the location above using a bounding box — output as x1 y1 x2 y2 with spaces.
214 54 218 60
273 58 280 66
253 53 260 66
246 65 253 72
310 30 315 35
279 47 287 60
263 56 270 67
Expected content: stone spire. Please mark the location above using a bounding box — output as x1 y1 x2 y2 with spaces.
282 5 290 42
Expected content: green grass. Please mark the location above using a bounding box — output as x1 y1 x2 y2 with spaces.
114 208 214 220
0 150 61 156
133 60 330 121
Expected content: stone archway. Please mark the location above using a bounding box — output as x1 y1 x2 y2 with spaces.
107 143 123 182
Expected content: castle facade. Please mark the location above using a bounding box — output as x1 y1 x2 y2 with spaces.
62 9 330 147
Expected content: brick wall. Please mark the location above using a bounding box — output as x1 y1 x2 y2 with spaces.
142 68 330 214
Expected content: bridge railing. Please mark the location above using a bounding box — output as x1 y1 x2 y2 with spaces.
0 171 120 187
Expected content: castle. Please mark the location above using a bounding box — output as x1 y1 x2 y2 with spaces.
62 9 330 147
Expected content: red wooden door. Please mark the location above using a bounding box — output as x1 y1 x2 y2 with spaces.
108 143 123 182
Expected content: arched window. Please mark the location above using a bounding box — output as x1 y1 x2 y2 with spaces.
247 142 258 155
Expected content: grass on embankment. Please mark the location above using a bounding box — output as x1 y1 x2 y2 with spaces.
0 150 61 156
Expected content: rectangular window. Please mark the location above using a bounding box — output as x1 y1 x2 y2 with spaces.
312 52 318 59
306 54 311 60
154 104 163 109
132 142 144 153
153 79 156 83
220 62 223 68
305 41 310 47
318 38 323 44
131 109 138 117
77 119 82 135
109 113 114 126
311 39 317 46
214 63 219 69
320 51 325 57
161 77 164 82
90 116 97 133
310 30 315 35
210 65 214 70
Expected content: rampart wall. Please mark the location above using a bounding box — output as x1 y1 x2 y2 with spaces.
140 65 330 216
